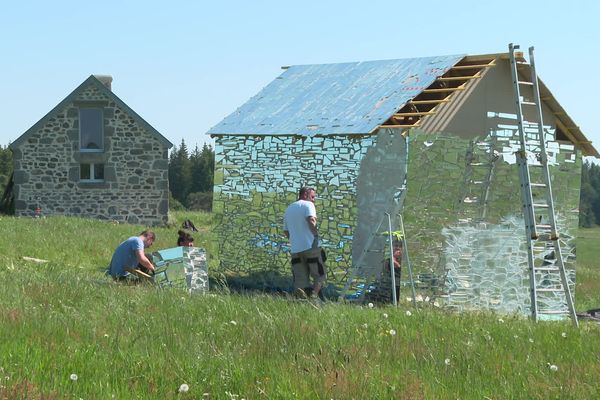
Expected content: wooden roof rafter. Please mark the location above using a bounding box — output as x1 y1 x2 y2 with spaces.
379 56 497 130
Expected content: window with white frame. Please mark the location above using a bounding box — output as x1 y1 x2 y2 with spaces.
79 108 104 151
80 163 105 182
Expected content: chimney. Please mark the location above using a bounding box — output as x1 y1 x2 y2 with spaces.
93 74 113 91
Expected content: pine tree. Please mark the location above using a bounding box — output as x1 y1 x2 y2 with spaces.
168 139 192 206
589 162 600 226
0 145 13 194
579 160 600 227
189 145 203 194
199 143 214 192
579 161 596 227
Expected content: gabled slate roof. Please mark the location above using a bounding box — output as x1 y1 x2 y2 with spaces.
208 55 465 136
10 75 173 150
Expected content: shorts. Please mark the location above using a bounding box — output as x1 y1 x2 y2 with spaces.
291 247 326 289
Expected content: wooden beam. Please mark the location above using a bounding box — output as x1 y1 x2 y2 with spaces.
409 99 450 104
393 111 436 117
422 87 466 93
499 52 525 61
462 54 502 62
451 62 496 70
380 123 420 128
437 76 481 81
554 118 580 147
126 267 154 282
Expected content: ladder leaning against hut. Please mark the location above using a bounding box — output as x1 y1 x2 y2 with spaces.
508 43 578 327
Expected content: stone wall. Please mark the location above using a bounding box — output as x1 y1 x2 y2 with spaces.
12 84 169 225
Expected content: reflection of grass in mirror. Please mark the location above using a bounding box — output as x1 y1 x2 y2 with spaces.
154 261 188 289
404 131 581 275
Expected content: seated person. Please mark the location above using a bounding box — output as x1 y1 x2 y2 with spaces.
108 230 156 281
177 230 194 247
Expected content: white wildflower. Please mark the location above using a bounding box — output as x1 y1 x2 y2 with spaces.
498 318 504 323
362 323 368 329
444 358 451 365
383 313 388 319
405 310 412 316
389 329 397 336
179 383 190 392
368 302 374 308
548 364 558 372
561 332 567 338
70 373 78 381
103 334 109 338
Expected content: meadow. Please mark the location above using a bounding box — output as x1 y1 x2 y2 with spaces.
1 212 599 399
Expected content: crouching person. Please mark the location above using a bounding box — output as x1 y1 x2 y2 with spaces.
108 230 156 282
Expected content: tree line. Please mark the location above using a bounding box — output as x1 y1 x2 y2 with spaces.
579 160 600 227
2 143 600 223
0 146 12 193
168 140 215 211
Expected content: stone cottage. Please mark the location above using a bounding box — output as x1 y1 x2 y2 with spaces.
207 49 598 315
10 75 172 225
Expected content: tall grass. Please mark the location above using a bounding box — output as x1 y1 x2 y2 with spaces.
1 214 599 399
574 228 600 312
0 212 216 272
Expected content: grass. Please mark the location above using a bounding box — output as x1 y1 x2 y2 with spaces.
0 211 217 273
573 227 600 312
1 214 599 399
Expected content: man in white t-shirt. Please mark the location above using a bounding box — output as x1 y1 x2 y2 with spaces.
283 186 326 299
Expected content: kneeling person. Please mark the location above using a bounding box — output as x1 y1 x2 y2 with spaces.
109 230 156 281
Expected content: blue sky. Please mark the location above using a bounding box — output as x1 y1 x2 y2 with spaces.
1 0 598 160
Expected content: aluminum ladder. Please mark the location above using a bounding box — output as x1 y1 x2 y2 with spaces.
508 43 578 326
341 208 416 307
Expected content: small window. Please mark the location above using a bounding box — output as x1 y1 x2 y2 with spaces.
79 108 104 151
80 163 105 182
